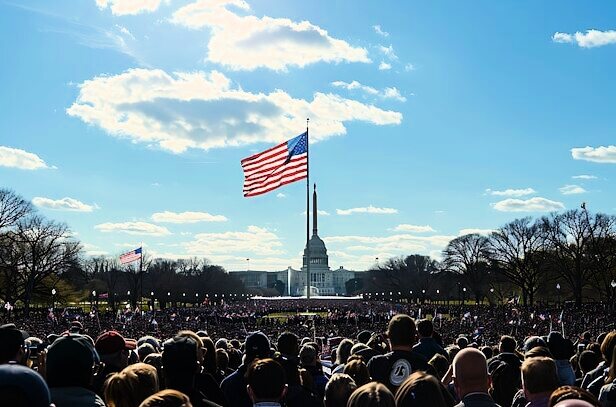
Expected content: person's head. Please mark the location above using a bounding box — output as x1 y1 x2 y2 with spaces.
277 331 299 357
95 330 136 370
46 334 100 388
521 357 559 400
452 348 490 398
351 343 369 356
524 336 547 353
577 350 599 375
480 346 493 360
0 363 51 407
299 343 318 367
343 357 371 386
138 343 157 362
138 336 161 352
428 353 450 380
489 360 521 407
245 331 271 363
215 338 228 350
548 386 601 407
0 324 26 364
200 336 217 376
525 346 553 359
395 371 449 407
139 389 193 407
176 331 205 364
606 344 616 385
357 331 372 345
547 332 574 360
104 363 159 407
161 336 199 392
387 314 416 349
416 319 434 339
455 336 468 349
336 339 354 365
347 381 395 407
600 331 616 365
216 348 229 372
245 358 287 403
499 336 517 353
324 373 357 407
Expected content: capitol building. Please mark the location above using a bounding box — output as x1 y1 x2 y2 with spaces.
231 186 361 296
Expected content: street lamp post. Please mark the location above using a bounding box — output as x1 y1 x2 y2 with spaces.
51 288 57 309
462 287 467 304
92 290 97 310
556 283 561 305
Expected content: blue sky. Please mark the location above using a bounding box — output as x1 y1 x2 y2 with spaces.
1 0 615 271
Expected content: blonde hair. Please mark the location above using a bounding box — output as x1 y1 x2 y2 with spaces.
104 363 159 407
139 390 192 407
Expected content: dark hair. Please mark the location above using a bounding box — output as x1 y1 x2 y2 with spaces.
347 382 395 407
246 358 286 401
578 350 599 374
343 358 371 386
500 336 517 353
489 361 520 407
201 337 217 376
480 346 493 360
387 315 416 347
548 385 601 407
525 346 553 359
277 332 299 357
428 354 450 380
395 371 451 407
416 319 433 338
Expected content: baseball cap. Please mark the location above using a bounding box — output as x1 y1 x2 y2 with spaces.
47 334 100 372
95 331 136 355
162 336 198 371
0 364 51 407
245 331 271 360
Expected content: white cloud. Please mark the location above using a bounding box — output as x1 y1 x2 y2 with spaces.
378 61 392 70
0 146 54 170
151 211 228 223
491 197 565 212
373 25 389 37
336 205 398 215
96 0 163 15
553 30 616 48
458 228 494 236
331 80 406 102
170 0 370 71
276 193 287 198
184 225 284 256
378 45 398 60
67 69 402 153
485 188 536 197
404 63 415 72
572 175 597 180
32 197 97 212
392 224 435 233
559 184 587 195
115 24 135 40
95 221 171 236
571 146 616 164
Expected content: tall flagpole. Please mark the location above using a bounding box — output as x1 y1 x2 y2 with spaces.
306 118 311 300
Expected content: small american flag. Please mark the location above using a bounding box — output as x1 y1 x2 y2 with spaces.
120 247 142 264
241 132 308 197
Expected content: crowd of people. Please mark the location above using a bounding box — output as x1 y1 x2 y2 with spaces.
0 299 614 407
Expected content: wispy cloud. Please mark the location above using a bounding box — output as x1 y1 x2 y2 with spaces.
336 206 398 215
377 44 398 60
95 221 171 236
373 25 389 37
0 146 55 170
572 175 597 180
491 197 565 212
151 211 228 223
96 0 163 16
559 184 587 195
32 197 97 212
553 30 616 48
378 61 392 70
331 80 406 102
485 188 536 197
392 224 435 233
571 146 616 164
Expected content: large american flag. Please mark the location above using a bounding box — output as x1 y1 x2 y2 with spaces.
120 247 142 264
241 132 308 197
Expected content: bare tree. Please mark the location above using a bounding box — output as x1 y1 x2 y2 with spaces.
541 210 595 307
13 215 81 314
488 217 545 305
0 189 33 231
442 234 492 303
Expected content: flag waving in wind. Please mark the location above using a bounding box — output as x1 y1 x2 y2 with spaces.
120 247 142 265
241 132 308 197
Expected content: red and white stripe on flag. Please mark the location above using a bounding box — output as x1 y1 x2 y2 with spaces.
120 247 142 264
241 133 307 197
